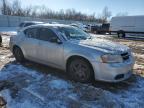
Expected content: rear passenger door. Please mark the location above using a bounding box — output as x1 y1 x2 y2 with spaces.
22 27 40 60
37 27 64 68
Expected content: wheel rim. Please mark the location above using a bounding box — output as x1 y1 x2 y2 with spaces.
70 61 89 81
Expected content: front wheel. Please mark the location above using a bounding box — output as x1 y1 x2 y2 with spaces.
67 58 94 83
13 47 25 63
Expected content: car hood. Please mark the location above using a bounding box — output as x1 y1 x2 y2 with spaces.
69 38 130 54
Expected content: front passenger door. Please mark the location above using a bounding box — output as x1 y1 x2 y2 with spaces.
37 27 64 68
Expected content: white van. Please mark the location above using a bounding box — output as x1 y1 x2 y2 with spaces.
110 15 144 37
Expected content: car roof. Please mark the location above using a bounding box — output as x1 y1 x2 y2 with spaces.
21 23 72 31
28 23 72 28
21 21 44 24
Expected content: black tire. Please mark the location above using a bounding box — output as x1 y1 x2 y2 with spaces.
67 58 94 83
109 31 111 35
117 31 125 38
13 47 25 63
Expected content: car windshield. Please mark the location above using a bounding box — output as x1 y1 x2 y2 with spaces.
58 26 91 40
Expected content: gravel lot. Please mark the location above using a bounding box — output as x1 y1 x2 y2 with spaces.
0 33 144 108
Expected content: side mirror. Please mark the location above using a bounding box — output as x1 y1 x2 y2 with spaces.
50 37 62 44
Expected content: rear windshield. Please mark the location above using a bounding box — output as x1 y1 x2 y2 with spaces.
24 23 34 27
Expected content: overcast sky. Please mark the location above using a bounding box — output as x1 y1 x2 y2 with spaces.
9 0 144 16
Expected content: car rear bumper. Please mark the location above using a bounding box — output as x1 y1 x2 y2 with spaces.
91 58 135 82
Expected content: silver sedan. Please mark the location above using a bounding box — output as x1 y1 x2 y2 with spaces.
9 24 135 82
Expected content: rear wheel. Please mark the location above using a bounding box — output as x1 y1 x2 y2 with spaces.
13 47 25 63
117 31 125 38
67 58 94 83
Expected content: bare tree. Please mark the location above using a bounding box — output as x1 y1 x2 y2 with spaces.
0 0 26 16
1 0 6 14
0 0 99 22
11 0 31 16
1 0 11 15
101 6 112 23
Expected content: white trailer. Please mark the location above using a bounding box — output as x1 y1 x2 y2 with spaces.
110 15 144 37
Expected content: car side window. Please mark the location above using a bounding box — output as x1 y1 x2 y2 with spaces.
39 28 58 41
24 28 39 39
